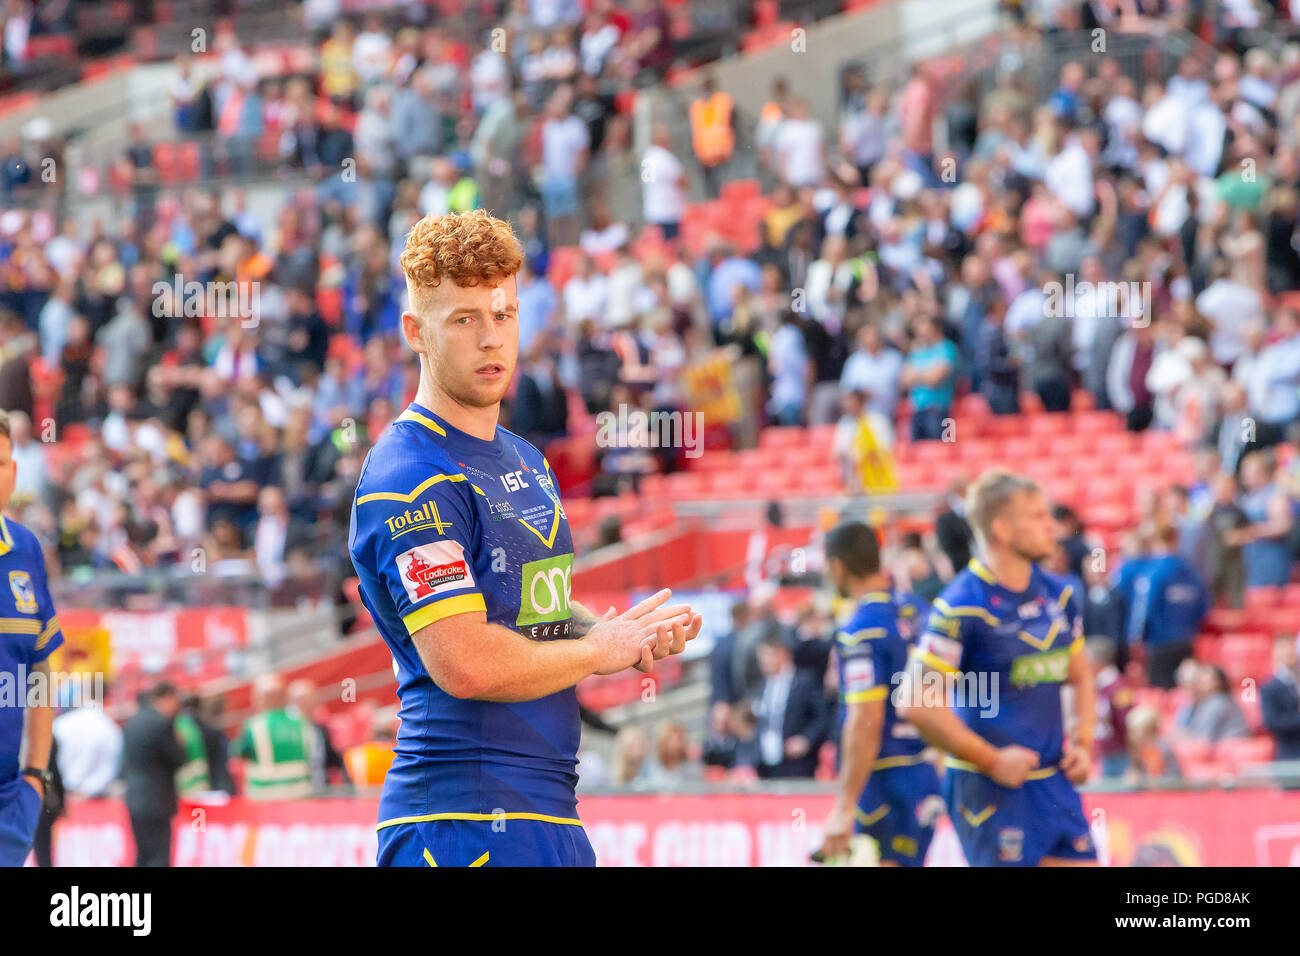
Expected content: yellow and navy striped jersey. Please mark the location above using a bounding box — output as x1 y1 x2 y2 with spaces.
0 515 63 785
913 558 1083 768
348 403 579 825
835 591 928 763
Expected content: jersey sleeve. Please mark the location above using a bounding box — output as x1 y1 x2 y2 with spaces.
837 623 889 704
913 596 975 675
28 539 63 665
352 468 487 636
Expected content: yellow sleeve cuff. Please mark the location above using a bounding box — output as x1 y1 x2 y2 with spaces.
403 593 487 634
844 686 889 704
913 649 961 676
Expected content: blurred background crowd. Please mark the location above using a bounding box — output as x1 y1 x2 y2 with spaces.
5 0 1300 862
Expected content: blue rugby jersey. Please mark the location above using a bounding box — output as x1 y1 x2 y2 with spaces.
0 516 63 784
348 403 580 826
835 591 927 765
913 558 1083 769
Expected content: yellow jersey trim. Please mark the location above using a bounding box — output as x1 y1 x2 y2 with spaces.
967 558 997 585
402 593 487 635
959 803 996 827
0 617 41 634
844 687 888 704
839 627 887 646
932 598 999 628
855 803 889 827
912 649 960 676
396 409 447 436
423 848 437 867
945 756 1058 780
873 754 924 771
469 851 489 867
1017 617 1061 652
35 617 59 650
357 472 469 505
377 811 584 832
0 516 12 557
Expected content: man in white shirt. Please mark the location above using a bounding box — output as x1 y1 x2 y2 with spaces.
539 88 590 245
53 687 123 798
1044 128 1098 219
562 254 609 325
640 124 686 239
839 323 903 420
1198 264 1265 366
772 97 825 188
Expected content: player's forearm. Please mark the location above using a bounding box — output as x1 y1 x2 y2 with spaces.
417 618 600 703
899 669 997 772
834 707 881 812
465 625 600 702
22 660 53 771
569 600 600 638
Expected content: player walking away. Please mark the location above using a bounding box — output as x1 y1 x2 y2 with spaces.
817 521 943 866
0 409 64 866
349 210 701 867
900 470 1098 867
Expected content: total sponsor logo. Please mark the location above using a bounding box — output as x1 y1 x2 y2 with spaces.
384 501 452 540
395 540 475 603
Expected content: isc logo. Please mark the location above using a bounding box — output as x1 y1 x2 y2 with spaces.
500 470 529 492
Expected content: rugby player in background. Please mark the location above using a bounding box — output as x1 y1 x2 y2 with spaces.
816 521 943 866
900 470 1098 866
349 211 701 867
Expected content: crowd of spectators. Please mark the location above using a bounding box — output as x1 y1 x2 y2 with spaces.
6 1 1300 792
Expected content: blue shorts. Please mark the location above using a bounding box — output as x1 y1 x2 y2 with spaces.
0 776 41 867
945 767 1096 867
377 816 596 867
854 760 943 866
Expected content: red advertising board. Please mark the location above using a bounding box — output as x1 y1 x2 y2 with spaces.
58 607 248 692
44 789 1300 867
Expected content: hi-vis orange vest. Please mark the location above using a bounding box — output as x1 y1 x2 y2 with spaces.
690 91 735 167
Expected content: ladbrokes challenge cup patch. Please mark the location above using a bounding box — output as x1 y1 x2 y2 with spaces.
396 540 476 603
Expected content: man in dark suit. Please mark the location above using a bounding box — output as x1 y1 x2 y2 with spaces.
121 682 186 867
935 474 974 575
752 634 831 778
1261 635 1300 768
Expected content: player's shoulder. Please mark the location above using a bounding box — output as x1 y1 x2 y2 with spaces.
838 593 899 646
354 417 464 507
1034 565 1078 606
496 425 549 471
1 515 42 556
932 563 993 612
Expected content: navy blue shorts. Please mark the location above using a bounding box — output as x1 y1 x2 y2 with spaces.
377 815 596 867
945 767 1096 867
854 761 943 866
0 776 41 867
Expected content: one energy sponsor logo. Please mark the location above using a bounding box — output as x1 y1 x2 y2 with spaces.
384 501 452 540
1008 647 1071 688
518 553 573 640
395 540 475 603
